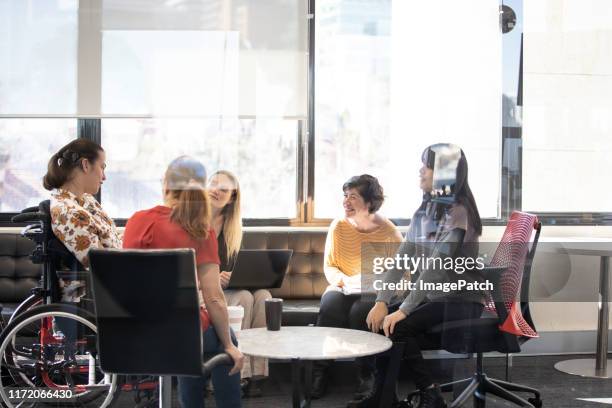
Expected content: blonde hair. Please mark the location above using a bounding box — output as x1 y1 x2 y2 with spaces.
211 170 243 260
164 156 211 240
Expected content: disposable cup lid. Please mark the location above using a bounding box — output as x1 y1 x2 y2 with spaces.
227 305 244 317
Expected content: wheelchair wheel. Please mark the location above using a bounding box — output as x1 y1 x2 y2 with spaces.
7 293 43 325
0 304 119 407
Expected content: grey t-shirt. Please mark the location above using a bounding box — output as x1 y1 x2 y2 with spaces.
376 201 483 314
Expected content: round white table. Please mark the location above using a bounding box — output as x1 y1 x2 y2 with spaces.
236 326 392 407
546 238 612 378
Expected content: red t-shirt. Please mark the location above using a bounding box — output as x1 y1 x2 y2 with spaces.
123 205 219 330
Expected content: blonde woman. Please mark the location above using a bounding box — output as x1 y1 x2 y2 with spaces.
208 170 271 398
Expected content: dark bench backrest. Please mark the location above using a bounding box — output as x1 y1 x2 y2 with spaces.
0 234 40 302
242 231 328 299
0 230 330 305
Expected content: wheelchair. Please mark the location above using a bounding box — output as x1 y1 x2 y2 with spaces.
0 201 157 407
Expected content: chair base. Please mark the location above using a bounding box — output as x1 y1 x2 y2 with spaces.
404 354 542 408
438 373 541 408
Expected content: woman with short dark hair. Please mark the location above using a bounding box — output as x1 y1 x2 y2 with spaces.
311 174 402 400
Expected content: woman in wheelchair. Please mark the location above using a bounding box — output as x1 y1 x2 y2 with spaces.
349 144 485 408
43 139 121 273
123 155 244 408
0 140 123 407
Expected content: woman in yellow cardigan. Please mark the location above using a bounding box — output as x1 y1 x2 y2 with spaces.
311 174 402 400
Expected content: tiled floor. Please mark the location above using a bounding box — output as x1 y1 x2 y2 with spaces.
111 354 612 408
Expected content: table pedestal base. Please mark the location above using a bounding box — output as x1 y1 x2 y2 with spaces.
291 359 312 408
158 376 172 407
554 359 612 379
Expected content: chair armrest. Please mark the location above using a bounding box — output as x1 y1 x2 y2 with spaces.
478 265 508 279
11 211 45 223
202 353 233 377
20 205 41 214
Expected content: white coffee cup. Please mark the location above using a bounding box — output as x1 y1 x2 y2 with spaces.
227 305 244 332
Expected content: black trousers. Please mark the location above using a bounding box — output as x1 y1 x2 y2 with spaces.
315 290 375 374
377 301 484 391
316 290 373 331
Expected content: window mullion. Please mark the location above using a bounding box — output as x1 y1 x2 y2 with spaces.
77 0 103 116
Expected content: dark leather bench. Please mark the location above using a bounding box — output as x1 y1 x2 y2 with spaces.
0 233 40 323
0 230 328 326
242 230 328 326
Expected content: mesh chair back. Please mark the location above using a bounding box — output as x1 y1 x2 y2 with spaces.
485 211 540 338
89 248 204 376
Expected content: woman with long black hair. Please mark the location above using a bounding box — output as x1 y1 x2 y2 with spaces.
349 143 485 408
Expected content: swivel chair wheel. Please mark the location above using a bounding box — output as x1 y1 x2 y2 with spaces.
528 397 542 407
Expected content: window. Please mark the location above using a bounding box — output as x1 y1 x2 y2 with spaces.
102 118 298 219
98 0 307 221
0 119 76 212
100 0 307 117
522 0 612 212
314 0 502 220
0 0 308 222
101 30 241 117
0 0 78 114
1 0 611 225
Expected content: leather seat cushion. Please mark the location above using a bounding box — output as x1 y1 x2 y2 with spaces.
281 299 320 326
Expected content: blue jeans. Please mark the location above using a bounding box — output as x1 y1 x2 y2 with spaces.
177 326 241 408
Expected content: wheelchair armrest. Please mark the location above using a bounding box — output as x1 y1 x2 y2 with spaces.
12 211 45 223
202 353 233 377
20 205 40 214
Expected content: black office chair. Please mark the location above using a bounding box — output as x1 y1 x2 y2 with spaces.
88 248 232 407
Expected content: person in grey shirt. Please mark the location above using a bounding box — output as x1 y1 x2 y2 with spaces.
347 144 485 408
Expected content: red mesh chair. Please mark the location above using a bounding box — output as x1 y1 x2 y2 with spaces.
412 211 543 408
483 212 539 339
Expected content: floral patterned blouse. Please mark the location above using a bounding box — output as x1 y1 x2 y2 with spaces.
50 189 122 268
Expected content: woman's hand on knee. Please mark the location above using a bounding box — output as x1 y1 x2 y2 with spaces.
366 302 388 333
382 309 406 337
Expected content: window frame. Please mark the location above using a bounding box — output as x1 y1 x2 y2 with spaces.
2 0 612 227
